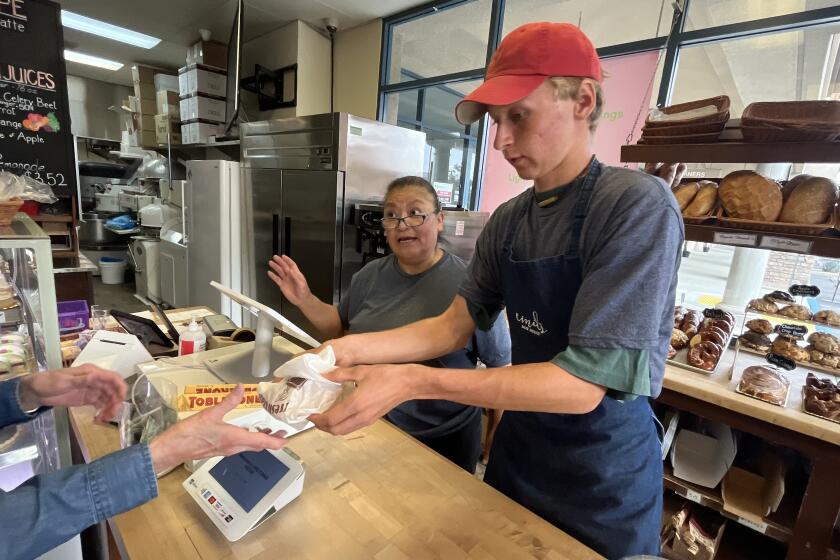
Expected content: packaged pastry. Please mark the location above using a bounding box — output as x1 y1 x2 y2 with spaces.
803 373 840 422
719 170 783 221
807 332 840 355
778 304 811 320
748 298 778 314
763 290 794 305
745 319 773 335
673 183 699 211
740 331 771 352
814 310 840 327
683 181 718 217
778 176 837 224
736 366 790 406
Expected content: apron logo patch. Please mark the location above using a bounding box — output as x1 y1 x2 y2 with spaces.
515 311 548 336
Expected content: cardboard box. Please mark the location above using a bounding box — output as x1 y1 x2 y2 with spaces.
154 114 181 145
181 120 220 144
187 40 228 69
129 96 157 116
670 421 737 488
156 90 181 118
154 73 179 93
178 64 227 98
133 81 156 102
179 94 226 123
131 64 156 84
132 113 155 133
721 452 785 523
127 129 157 147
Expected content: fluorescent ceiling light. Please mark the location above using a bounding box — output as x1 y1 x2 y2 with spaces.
61 10 161 49
64 50 124 71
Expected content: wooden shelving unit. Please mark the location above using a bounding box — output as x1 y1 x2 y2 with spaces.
621 141 840 164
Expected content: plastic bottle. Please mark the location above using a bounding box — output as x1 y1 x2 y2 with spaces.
179 314 207 356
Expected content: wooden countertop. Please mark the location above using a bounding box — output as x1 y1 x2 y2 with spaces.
663 349 840 446
69 348 601 559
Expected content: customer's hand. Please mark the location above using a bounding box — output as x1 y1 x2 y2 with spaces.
149 385 288 474
309 363 420 435
268 255 312 307
18 364 127 422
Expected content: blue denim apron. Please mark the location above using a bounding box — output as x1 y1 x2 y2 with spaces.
484 160 662 559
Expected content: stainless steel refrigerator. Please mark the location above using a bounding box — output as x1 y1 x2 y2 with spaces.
240 113 426 338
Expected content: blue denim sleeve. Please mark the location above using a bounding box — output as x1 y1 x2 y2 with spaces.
0 443 159 560
0 377 50 428
475 314 512 368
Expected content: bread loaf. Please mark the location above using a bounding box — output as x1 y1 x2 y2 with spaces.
683 181 718 217
673 182 698 211
782 174 812 201
779 176 837 224
719 170 783 221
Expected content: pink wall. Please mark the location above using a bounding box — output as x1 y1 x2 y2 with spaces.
478 50 659 214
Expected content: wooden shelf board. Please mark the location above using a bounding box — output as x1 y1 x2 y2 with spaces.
621 141 840 163
663 465 796 543
32 214 73 223
52 250 78 258
684 221 840 259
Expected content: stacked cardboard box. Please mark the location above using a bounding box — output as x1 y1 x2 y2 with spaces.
130 64 160 146
178 62 227 144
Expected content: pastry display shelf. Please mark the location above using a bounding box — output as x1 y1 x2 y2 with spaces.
0 423 38 472
663 464 797 544
682 222 840 259
620 141 840 164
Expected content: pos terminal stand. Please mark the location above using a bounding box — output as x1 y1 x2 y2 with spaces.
202 281 320 384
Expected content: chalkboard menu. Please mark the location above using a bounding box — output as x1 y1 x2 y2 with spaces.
0 0 75 197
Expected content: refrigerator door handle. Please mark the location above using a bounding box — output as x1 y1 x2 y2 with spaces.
272 214 280 257
283 217 292 257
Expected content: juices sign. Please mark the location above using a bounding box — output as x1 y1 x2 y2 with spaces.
0 64 55 90
0 0 27 33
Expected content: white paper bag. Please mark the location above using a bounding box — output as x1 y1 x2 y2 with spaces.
257 346 342 429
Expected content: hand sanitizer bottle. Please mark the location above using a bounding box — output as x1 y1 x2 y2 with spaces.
179 314 207 356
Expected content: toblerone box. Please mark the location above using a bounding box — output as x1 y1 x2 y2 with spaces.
177 384 262 411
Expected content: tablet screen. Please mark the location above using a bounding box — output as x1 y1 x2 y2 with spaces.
209 451 290 512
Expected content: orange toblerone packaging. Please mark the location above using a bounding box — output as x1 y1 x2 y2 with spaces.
177 384 262 411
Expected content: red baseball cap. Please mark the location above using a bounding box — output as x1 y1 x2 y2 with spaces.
455 22 602 125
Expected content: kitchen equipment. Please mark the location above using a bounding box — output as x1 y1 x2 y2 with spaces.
129 236 161 303
158 239 188 308
79 211 124 249
239 113 425 335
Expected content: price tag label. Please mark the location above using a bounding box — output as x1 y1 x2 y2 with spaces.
789 284 821 297
684 489 702 504
0 312 6 323
454 221 465 236
760 236 812 253
703 308 728 320
766 353 796 371
737 517 768 534
775 324 808 338
713 232 757 246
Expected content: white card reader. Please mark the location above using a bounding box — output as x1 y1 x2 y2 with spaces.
183 448 304 541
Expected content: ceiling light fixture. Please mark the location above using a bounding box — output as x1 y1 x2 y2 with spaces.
64 50 124 71
61 10 161 49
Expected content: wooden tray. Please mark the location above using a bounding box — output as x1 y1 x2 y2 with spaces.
742 100 840 128
717 207 836 236
641 115 729 137
741 124 840 143
639 131 723 145
646 95 731 128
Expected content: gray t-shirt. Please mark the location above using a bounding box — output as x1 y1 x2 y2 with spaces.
459 165 683 396
340 251 511 437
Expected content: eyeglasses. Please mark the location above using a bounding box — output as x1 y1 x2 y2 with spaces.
379 212 437 230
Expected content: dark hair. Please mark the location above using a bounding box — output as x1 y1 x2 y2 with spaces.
384 176 441 213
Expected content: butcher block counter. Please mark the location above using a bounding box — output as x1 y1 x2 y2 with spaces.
68 339 602 560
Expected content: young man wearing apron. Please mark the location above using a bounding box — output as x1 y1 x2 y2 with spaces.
311 22 683 559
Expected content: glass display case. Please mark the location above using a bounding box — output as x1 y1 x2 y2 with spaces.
0 215 65 492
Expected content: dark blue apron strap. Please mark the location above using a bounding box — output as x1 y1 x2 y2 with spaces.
501 194 531 254
566 158 602 258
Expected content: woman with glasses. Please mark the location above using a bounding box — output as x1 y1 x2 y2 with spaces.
268 176 510 473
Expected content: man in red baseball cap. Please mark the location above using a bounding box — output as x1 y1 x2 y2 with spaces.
311 22 683 558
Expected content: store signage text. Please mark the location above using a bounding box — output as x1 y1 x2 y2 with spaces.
0 64 55 91
0 0 27 33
